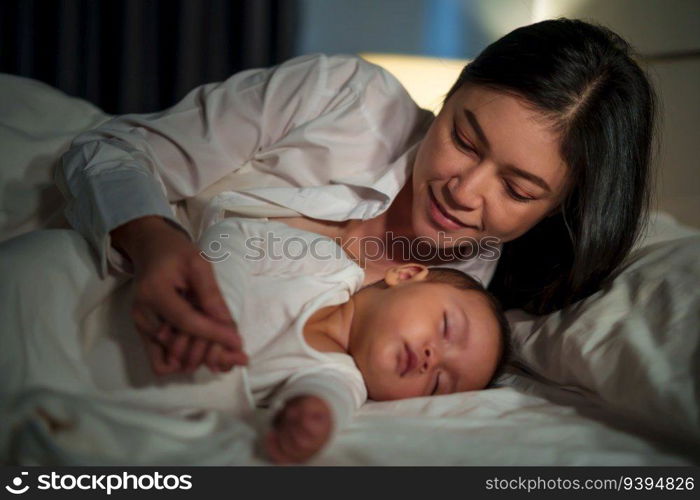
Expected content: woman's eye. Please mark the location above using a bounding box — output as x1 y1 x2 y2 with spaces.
451 127 475 154
443 312 449 340
503 180 535 203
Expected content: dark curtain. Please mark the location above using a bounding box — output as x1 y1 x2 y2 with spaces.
0 0 299 114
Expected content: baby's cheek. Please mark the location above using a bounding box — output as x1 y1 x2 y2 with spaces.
360 343 419 401
402 379 427 399
369 377 424 401
361 370 396 401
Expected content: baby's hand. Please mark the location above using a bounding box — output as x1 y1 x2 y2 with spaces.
265 395 333 464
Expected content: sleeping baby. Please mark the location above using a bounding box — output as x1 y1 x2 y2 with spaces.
158 218 510 464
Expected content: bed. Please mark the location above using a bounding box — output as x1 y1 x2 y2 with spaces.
1 72 698 466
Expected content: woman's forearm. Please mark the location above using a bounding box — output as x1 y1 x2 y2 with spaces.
110 215 190 266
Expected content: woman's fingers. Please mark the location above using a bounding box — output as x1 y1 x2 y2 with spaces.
137 322 180 375
124 227 248 370
200 342 247 373
217 346 248 369
204 342 224 372
141 331 180 375
187 255 235 324
125 228 248 375
184 337 209 372
185 256 249 368
168 330 191 363
131 305 163 338
135 288 247 370
155 324 174 346
150 287 244 352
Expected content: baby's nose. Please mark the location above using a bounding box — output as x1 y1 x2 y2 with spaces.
420 346 437 373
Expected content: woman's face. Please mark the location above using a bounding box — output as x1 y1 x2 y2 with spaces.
411 84 569 246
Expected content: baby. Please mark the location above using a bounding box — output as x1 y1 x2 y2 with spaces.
158 218 510 464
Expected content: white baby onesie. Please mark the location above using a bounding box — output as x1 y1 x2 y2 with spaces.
200 217 368 430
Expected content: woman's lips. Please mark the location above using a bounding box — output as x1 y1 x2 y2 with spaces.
400 343 417 377
427 188 473 231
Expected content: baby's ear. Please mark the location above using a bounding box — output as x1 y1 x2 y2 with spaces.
384 263 429 286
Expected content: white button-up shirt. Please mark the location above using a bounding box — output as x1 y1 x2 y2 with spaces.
57 53 498 284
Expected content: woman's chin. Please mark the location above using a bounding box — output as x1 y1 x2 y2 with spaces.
412 213 440 240
413 215 466 244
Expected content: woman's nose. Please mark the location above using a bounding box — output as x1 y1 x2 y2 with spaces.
448 164 489 210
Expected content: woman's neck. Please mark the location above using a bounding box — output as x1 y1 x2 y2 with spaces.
347 177 415 242
341 177 454 280
383 176 416 238
349 178 462 268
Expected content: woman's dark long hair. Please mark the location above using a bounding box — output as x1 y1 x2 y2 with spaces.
446 18 657 314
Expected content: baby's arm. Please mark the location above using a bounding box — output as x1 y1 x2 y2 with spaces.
262 366 367 464
265 395 332 464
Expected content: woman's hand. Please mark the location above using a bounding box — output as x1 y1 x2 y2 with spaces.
265 395 333 464
111 216 248 375
154 327 244 373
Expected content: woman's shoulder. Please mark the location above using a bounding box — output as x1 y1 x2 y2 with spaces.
277 53 397 81
271 53 417 107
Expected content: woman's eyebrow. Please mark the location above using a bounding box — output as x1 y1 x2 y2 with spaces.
463 107 551 193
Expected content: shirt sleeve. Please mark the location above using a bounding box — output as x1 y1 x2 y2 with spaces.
267 364 367 439
56 53 424 277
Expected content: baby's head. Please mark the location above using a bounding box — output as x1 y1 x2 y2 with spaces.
347 264 510 401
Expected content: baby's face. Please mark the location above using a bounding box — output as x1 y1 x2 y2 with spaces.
349 282 502 401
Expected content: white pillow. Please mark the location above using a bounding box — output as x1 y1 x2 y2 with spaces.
0 74 109 242
508 215 700 444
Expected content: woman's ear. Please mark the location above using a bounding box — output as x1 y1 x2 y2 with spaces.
384 263 429 287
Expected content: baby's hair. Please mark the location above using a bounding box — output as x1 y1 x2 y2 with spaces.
425 267 512 387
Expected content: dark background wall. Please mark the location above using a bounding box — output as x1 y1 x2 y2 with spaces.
293 0 492 59
0 0 508 115
0 0 500 115
0 0 299 114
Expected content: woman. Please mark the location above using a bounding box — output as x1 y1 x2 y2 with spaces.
56 19 656 375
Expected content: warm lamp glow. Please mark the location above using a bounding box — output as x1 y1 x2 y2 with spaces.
360 53 469 112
